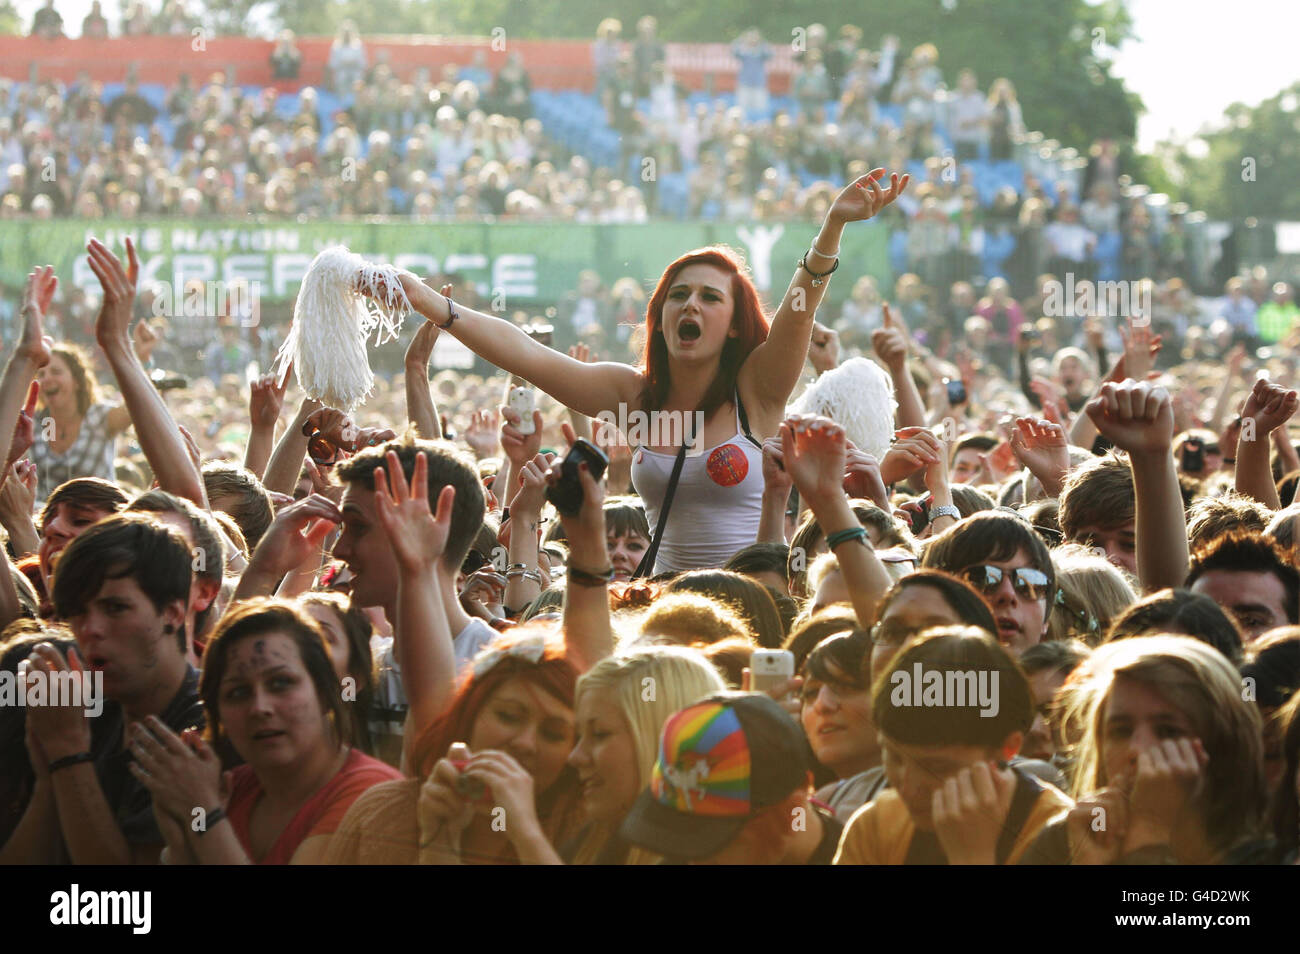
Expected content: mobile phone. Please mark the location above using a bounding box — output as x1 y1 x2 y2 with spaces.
750 649 795 694
1182 437 1205 475
447 742 492 804
906 493 932 536
944 377 967 406
507 385 537 434
545 438 608 516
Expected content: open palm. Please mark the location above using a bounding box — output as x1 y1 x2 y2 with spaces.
373 450 455 572
830 168 910 223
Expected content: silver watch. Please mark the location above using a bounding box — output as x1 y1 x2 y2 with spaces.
929 504 960 521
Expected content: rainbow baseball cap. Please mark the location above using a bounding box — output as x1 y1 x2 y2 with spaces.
619 692 810 860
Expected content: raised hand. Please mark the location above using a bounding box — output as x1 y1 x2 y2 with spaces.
372 449 455 573
1120 317 1162 381
1085 379 1175 457
931 760 1017 865
6 381 40 470
779 414 848 507
1122 737 1209 855
86 237 138 351
879 425 944 486
305 406 396 453
843 443 890 511
871 303 910 374
568 342 592 365
248 371 289 430
1008 416 1070 495
21 643 92 760
809 322 840 375
500 404 544 469
462 408 500 460
407 283 452 369
828 168 910 224
1239 377 1299 439
1 459 38 521
1065 787 1129 865
133 318 160 364
254 493 340 579
510 452 554 519
18 266 56 368
128 721 224 823
761 437 794 500
547 421 607 558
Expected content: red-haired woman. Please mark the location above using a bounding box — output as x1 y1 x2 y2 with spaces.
380 169 908 572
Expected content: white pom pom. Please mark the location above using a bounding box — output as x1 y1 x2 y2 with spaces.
789 357 897 460
272 246 412 411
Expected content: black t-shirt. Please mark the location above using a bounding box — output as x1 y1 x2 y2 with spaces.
808 806 845 865
89 666 205 846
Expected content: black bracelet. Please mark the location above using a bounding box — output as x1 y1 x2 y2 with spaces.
567 564 615 587
435 294 459 330
49 752 94 773
798 252 840 286
196 806 227 837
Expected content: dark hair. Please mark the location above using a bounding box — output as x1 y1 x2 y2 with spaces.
872 569 999 637
638 246 770 417
1241 628 1300 709
1019 638 1090 678
665 569 785 649
200 597 350 751
335 436 486 570
873 626 1034 748
951 432 998 463
1265 504 1300 553
803 628 872 689
51 514 193 652
603 495 649 541
782 605 858 672
38 477 129 532
725 542 790 583
921 510 1056 595
1186 531 1300 626
299 591 376 755
1107 588 1244 665
203 462 275 549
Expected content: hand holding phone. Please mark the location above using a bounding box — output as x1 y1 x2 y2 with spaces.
545 438 608 516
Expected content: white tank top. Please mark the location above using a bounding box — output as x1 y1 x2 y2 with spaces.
629 402 765 574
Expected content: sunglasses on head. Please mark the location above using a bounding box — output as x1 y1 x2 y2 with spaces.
960 565 1050 601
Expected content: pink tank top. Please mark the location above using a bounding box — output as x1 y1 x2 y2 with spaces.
629 403 765 574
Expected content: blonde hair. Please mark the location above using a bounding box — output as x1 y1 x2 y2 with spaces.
1049 544 1137 644
569 647 726 864
1065 635 1266 858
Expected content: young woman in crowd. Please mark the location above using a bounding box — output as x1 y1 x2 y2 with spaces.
376 170 908 573
1023 635 1270 864
298 591 377 756
128 598 402 864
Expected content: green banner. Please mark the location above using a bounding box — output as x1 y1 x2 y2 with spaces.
0 219 890 305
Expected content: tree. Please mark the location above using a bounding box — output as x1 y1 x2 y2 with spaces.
1154 83 1300 221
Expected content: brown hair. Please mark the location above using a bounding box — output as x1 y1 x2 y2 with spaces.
203 462 275 549
1058 453 1135 542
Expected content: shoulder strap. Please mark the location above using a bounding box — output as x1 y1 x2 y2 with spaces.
632 415 697 579
995 767 1044 866
735 390 762 450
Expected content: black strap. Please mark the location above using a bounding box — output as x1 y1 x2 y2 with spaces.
735 390 762 450
633 414 696 579
995 767 1044 866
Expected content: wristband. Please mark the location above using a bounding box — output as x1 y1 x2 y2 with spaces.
196 806 227 836
825 526 868 550
810 239 840 258
567 564 615 587
505 568 543 584
798 253 840 286
49 752 94 773
435 295 459 330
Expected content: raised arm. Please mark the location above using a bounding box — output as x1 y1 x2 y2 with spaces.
552 424 614 672
1086 380 1187 593
262 396 324 497
387 277 642 420
781 413 892 629
502 453 552 614
404 284 450 440
88 238 207 508
742 169 909 423
872 303 926 429
1234 378 1299 511
372 451 459 744
244 371 289 479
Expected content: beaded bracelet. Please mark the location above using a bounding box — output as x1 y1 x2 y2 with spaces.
825 526 868 550
798 253 840 286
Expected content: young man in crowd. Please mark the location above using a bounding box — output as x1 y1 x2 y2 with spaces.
2 515 198 864
1186 531 1299 643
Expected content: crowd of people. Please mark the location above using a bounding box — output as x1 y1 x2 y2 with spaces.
0 154 1296 868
